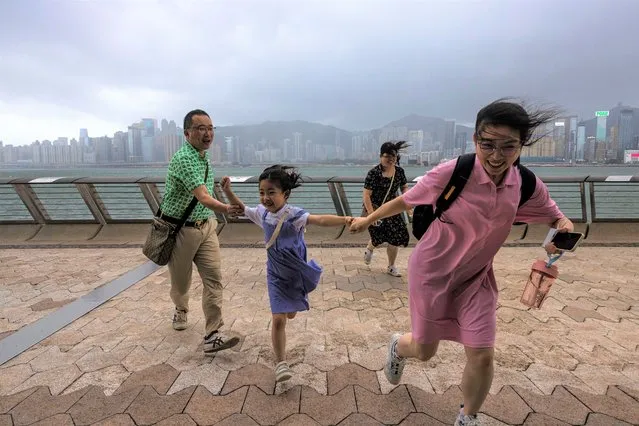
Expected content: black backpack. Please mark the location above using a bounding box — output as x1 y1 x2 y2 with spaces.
411 153 537 240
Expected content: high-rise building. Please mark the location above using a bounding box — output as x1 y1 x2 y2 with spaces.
112 131 128 163
408 130 424 154
79 128 89 147
596 113 607 142
576 125 586 161
293 132 303 161
618 108 635 159
455 132 467 155
443 120 456 157
127 122 144 162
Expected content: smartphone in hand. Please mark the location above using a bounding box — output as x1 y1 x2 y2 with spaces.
550 231 584 252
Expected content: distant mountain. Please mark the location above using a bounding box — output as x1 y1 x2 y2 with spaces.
215 120 352 147
213 115 475 149
382 114 448 131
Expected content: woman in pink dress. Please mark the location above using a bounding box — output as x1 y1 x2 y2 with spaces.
350 99 574 426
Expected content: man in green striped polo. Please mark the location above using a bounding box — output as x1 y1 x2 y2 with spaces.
160 109 242 356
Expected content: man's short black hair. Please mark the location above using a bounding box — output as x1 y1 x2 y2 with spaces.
184 109 210 130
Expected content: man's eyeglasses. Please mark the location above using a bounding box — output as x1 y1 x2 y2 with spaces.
191 126 215 133
477 140 520 157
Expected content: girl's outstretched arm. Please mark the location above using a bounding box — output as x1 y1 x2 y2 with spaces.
307 214 353 227
220 176 246 213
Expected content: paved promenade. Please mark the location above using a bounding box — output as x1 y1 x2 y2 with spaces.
0 246 638 425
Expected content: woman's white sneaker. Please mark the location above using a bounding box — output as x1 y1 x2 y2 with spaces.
275 361 293 382
387 265 402 277
364 249 373 265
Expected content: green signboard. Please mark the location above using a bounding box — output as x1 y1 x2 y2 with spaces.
595 111 610 117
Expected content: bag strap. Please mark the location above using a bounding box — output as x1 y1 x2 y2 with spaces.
174 162 209 233
434 153 475 218
431 152 536 220
265 208 289 249
379 171 395 206
517 164 537 207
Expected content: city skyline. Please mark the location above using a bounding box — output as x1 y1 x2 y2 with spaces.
0 102 632 148
2 1 639 146
2 101 638 166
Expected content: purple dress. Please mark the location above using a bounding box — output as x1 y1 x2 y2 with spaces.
244 204 323 314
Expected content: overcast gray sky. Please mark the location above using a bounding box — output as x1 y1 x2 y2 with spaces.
1 0 638 145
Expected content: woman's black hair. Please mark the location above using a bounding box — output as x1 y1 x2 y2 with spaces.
379 140 410 167
259 165 303 198
475 98 562 147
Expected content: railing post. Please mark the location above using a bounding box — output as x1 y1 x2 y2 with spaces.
75 183 111 224
138 183 162 214
11 183 50 224
578 181 587 223
212 183 228 224
589 181 597 222
327 180 351 239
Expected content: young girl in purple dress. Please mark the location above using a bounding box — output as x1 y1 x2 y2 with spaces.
222 165 353 382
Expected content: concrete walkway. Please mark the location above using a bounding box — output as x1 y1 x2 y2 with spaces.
0 247 638 425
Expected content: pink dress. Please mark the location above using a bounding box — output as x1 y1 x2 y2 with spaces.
402 156 564 348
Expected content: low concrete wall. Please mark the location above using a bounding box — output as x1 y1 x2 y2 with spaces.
0 224 42 243
1 221 638 247
90 224 150 244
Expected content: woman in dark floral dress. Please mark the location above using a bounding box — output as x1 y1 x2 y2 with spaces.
362 141 411 276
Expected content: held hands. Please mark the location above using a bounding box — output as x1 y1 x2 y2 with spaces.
344 216 354 226
225 204 244 217
349 217 370 233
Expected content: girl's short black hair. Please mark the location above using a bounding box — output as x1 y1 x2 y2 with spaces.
379 140 410 165
259 165 303 198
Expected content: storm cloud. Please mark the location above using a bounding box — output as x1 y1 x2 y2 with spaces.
1 0 638 145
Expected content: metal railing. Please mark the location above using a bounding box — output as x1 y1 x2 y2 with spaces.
1 175 639 226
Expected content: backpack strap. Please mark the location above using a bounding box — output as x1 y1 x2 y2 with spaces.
434 153 475 218
517 164 537 207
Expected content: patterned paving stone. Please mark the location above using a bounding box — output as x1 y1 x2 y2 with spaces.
114 363 178 395
399 412 447 425
154 413 197 425
407 385 463 424
91 413 136 425
183 386 247 425
0 387 38 414
354 385 415 425
514 385 590 425
567 386 639 425
300 386 356 425
125 386 195 425
67 386 142 425
584 413 633 425
1 247 639 424
241 386 301 425
522 412 571 425
212 413 259 426
481 386 532 425
327 363 379 395
338 413 384 425
278 413 322 426
0 249 147 332
9 386 90 426
30 413 74 425
221 364 275 395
